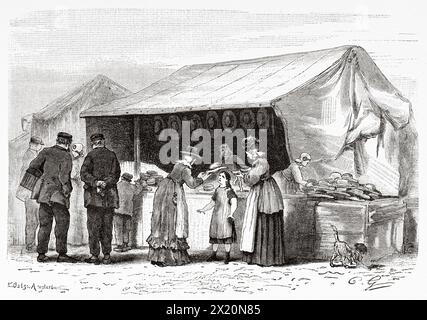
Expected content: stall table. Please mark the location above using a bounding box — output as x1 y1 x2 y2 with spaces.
133 187 406 262
313 197 406 260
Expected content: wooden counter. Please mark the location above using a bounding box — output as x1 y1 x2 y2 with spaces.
131 188 406 261
313 198 406 260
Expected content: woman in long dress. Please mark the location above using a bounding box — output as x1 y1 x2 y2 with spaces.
146 149 208 267
240 148 286 266
279 152 311 194
69 143 87 245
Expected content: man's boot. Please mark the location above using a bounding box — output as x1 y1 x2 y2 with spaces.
57 254 78 263
224 252 231 264
37 253 49 263
102 254 112 264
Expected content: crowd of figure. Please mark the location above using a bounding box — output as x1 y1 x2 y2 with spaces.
17 131 312 267
18 132 138 264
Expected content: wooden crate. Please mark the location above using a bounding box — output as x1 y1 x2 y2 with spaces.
367 199 406 259
313 198 405 261
282 195 317 260
403 197 418 253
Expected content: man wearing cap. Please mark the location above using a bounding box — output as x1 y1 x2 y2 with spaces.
27 132 77 263
16 136 44 252
81 133 121 265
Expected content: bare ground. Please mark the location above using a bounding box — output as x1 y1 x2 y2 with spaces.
5 246 417 298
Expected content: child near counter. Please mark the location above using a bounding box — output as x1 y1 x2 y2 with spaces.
113 173 145 252
197 170 237 264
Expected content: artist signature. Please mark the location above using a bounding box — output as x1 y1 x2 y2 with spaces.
7 281 69 293
348 275 394 291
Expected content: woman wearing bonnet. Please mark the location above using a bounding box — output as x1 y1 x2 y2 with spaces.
279 152 311 194
240 137 286 266
146 146 209 267
69 143 87 244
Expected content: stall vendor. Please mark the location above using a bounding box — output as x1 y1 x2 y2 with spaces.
279 152 311 194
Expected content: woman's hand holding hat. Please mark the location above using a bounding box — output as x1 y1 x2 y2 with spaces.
197 171 210 181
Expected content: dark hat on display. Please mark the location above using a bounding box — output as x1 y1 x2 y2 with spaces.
30 136 44 145
121 173 133 181
57 132 73 141
90 133 105 142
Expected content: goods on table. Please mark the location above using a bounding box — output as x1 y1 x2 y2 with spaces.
137 170 165 187
203 183 215 192
302 172 384 201
139 173 150 180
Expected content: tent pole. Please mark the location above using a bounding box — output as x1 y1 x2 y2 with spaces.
134 116 141 177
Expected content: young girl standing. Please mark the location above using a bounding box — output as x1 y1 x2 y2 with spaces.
198 170 238 264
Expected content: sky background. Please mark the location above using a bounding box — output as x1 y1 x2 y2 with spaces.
8 6 419 139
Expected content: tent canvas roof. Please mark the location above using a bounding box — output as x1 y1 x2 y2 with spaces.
81 45 411 131
81 45 358 117
78 45 415 197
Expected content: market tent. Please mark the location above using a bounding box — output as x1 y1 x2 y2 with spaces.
81 45 417 197
32 74 132 147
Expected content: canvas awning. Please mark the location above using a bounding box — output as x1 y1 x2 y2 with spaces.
81 45 415 196
80 45 411 131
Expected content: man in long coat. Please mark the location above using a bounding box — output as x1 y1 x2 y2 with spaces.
81 133 121 265
16 136 44 252
27 132 77 263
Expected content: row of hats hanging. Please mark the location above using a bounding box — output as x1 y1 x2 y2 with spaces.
149 109 270 136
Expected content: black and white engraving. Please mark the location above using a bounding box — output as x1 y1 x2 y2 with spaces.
5 5 420 299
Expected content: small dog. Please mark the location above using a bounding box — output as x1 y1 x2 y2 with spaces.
330 225 367 268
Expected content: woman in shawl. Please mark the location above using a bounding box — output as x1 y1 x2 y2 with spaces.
279 152 311 194
240 146 286 266
69 143 87 244
146 146 208 267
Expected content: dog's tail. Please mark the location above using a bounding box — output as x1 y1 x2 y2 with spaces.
331 225 339 242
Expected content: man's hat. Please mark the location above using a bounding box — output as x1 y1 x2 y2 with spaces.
57 132 73 140
121 173 133 181
30 136 44 145
90 133 105 142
